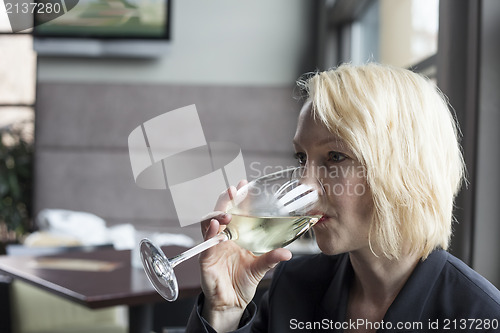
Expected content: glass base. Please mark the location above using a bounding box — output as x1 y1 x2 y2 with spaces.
140 239 179 301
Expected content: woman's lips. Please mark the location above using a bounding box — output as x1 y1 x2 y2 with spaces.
316 215 329 224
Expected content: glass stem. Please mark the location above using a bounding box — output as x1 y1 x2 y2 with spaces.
169 232 229 268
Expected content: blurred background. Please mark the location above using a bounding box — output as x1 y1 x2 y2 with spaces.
0 0 499 332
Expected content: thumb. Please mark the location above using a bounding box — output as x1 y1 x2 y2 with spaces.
251 248 292 280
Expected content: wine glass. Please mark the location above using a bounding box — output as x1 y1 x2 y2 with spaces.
140 167 322 301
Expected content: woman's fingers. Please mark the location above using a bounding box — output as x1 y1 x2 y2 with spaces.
201 179 249 237
251 248 292 279
201 212 232 238
213 179 247 212
205 219 220 240
214 186 237 212
236 179 248 190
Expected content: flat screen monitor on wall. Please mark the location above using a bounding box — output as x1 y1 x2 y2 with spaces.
33 0 171 57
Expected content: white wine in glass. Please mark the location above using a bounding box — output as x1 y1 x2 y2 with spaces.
223 214 319 254
140 167 322 301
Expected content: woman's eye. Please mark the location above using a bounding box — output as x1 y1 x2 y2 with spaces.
328 151 346 163
294 152 307 165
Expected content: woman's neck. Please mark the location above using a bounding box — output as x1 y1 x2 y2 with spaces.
348 249 420 307
343 250 420 333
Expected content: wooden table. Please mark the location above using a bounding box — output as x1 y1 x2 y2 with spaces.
0 246 201 333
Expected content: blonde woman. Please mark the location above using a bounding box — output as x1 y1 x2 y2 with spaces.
186 63 500 332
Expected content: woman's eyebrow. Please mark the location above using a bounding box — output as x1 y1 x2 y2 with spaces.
293 137 346 147
318 137 343 146
316 136 348 148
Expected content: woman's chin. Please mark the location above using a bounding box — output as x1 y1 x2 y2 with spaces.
314 237 339 255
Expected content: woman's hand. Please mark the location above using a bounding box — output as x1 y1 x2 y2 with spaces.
199 181 292 332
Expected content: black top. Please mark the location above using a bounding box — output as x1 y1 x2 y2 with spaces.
187 249 500 332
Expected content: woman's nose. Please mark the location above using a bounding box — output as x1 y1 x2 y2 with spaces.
297 166 325 196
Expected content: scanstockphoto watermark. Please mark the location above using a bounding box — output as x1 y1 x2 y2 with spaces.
289 318 424 331
2 0 79 33
248 161 369 197
289 318 499 331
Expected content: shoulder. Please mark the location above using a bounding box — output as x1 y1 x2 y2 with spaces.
427 250 500 317
442 252 500 304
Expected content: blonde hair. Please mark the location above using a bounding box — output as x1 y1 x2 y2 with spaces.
298 63 465 259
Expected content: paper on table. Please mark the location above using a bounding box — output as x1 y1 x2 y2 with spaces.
29 258 122 272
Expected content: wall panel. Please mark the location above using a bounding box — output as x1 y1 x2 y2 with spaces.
35 83 301 236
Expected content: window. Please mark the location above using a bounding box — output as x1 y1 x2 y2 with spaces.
318 0 439 76
0 6 36 140
380 0 439 76
0 4 36 240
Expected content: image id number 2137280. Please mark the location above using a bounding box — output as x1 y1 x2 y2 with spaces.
4 1 64 14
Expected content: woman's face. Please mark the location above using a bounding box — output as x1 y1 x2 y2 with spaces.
293 101 374 255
